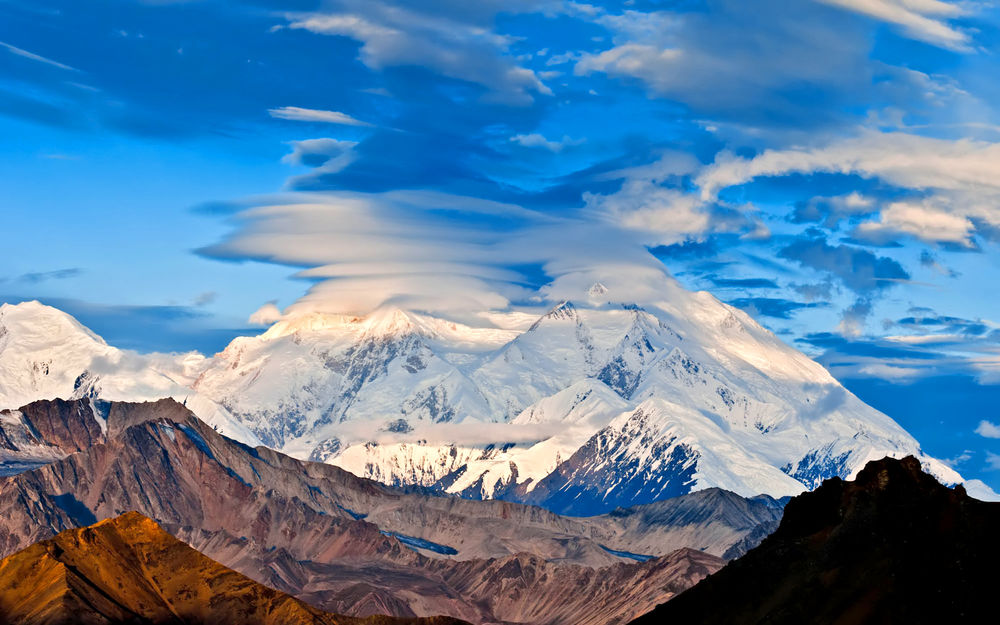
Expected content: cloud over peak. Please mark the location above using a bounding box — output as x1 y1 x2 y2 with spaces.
197 188 688 321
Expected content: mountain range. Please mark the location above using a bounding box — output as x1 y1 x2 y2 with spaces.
1 275 994 624
3 278 991 516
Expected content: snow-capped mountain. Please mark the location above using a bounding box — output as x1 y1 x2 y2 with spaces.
0 276 988 512
0 301 260 446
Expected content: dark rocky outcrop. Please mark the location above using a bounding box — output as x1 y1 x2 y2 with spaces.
631 455 1000 625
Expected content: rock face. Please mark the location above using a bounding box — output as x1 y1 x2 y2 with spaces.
631 456 1000 625
0 511 466 625
0 399 108 475
588 488 786 561
424 548 719 625
0 399 734 624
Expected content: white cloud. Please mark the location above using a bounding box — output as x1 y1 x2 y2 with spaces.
586 182 714 246
814 0 969 50
572 2 876 122
850 199 976 247
510 133 585 152
576 42 682 86
943 449 973 468
986 451 1000 471
281 138 359 185
282 2 554 105
248 302 283 326
857 363 924 380
199 189 682 320
695 131 1000 244
268 106 371 126
583 150 756 246
0 41 77 71
698 132 1000 200
975 420 1000 439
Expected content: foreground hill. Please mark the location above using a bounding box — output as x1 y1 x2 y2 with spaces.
631 455 1000 625
0 398 734 624
0 511 465 625
2 287 983 515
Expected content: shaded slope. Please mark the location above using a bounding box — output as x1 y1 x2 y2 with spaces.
0 511 465 625
632 456 1000 625
425 548 719 625
591 488 785 560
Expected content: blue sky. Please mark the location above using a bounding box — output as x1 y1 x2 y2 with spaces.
4 0 1000 488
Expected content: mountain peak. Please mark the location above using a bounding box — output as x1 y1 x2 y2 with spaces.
261 308 428 341
529 301 578 330
588 282 609 297
261 311 363 339
0 301 106 347
360 307 421 337
851 454 930 491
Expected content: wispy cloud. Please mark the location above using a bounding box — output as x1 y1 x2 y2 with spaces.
192 291 217 307
281 2 553 105
268 106 371 126
728 296 825 320
510 133 585 152
986 451 1000 471
697 131 1000 246
17 268 83 284
196 189 682 320
572 1 879 126
814 0 969 50
0 41 77 71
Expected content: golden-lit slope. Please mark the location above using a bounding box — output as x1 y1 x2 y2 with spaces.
0 512 465 625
